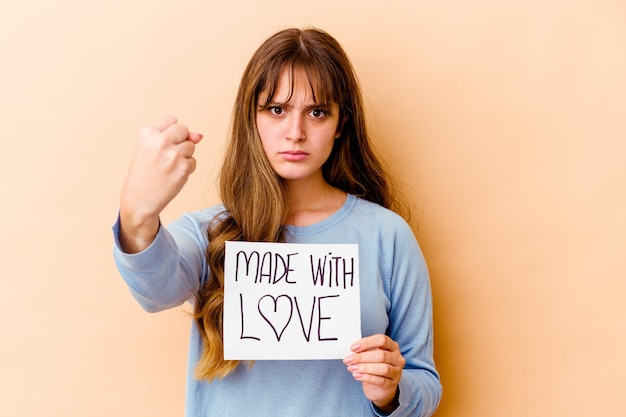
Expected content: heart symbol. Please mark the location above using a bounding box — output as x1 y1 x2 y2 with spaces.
258 294 293 342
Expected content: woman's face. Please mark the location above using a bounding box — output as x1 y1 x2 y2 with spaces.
256 68 341 187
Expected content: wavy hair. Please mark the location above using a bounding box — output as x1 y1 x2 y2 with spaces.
193 27 406 380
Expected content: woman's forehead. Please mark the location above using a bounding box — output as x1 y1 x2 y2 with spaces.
259 65 333 105
273 68 315 102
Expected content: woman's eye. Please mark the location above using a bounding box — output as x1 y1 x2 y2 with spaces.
310 108 326 119
269 106 284 115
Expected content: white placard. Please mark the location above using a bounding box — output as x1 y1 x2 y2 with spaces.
223 241 361 360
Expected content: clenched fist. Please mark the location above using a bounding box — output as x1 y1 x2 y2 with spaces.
119 115 203 253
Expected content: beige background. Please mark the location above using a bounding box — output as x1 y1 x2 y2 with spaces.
1 0 625 416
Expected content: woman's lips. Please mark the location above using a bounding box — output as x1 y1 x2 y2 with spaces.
280 150 309 161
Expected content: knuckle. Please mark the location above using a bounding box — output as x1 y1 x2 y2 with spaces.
376 334 388 346
139 129 165 150
172 123 189 139
187 158 197 173
381 363 392 375
374 350 386 363
185 141 196 154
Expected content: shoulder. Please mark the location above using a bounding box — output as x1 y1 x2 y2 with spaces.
349 195 424 259
350 196 414 237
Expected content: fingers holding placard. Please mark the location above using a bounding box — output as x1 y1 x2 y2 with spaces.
343 334 405 413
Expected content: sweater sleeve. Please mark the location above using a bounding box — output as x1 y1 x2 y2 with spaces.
111 212 210 313
375 220 442 417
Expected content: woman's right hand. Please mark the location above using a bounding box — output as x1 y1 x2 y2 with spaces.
119 115 203 253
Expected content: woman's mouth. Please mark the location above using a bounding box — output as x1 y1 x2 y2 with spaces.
280 150 308 161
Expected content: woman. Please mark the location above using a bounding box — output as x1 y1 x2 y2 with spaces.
113 27 441 416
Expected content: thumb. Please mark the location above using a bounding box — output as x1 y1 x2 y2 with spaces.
187 132 203 144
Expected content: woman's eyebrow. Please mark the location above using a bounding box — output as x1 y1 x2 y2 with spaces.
268 99 326 107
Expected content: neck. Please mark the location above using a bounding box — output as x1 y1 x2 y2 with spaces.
284 178 347 226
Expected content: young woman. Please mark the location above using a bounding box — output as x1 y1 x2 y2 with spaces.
113 27 441 416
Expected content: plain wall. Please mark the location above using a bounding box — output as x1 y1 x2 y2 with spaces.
1 0 625 415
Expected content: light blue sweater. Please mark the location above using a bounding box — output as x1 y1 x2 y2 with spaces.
113 195 441 416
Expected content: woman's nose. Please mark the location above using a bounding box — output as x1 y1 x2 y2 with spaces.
286 114 306 142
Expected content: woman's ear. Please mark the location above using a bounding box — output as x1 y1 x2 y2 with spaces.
335 115 347 139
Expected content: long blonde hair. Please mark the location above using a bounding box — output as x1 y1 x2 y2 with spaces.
193 27 406 380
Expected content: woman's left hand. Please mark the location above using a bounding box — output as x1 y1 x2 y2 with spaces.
343 334 405 413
